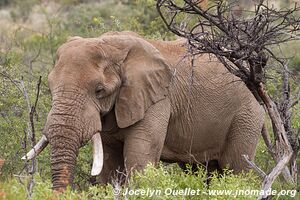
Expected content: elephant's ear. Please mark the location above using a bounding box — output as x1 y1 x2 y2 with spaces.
104 34 171 128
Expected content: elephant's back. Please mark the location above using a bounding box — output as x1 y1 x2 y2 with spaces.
168 53 251 117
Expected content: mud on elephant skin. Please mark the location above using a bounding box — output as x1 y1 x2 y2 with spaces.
22 31 264 191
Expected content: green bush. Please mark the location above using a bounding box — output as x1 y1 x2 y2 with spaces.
0 164 259 200
1 164 298 199
10 0 40 22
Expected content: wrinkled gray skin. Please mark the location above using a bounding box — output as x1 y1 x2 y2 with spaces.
35 31 264 191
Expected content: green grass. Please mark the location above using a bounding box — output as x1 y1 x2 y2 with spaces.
0 164 298 200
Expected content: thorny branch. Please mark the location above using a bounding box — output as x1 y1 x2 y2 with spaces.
157 0 299 199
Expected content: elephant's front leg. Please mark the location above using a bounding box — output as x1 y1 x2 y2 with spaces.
123 99 171 175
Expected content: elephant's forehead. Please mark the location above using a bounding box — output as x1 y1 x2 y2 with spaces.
51 39 108 82
57 38 104 62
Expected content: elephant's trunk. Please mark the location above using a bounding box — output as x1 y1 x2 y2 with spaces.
49 128 81 191
45 89 104 191
46 92 85 191
51 147 78 191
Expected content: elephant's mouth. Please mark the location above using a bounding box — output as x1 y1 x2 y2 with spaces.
22 132 104 176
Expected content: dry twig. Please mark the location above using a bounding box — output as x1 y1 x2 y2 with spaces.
20 76 42 197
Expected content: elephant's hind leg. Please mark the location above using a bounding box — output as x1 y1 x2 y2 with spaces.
219 109 264 172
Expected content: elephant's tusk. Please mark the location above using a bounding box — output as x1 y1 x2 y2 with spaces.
91 133 104 176
21 135 49 160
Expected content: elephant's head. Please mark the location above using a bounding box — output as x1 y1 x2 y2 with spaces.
22 31 171 191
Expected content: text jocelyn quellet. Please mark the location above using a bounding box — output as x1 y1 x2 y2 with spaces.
121 188 201 197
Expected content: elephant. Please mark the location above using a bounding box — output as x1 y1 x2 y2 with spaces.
22 31 264 191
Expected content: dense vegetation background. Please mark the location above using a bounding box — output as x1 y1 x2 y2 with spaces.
0 0 299 199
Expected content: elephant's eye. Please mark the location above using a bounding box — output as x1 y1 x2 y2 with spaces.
95 85 106 99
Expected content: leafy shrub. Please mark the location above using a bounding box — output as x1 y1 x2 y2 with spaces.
10 0 40 22
1 164 298 199
0 164 265 200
